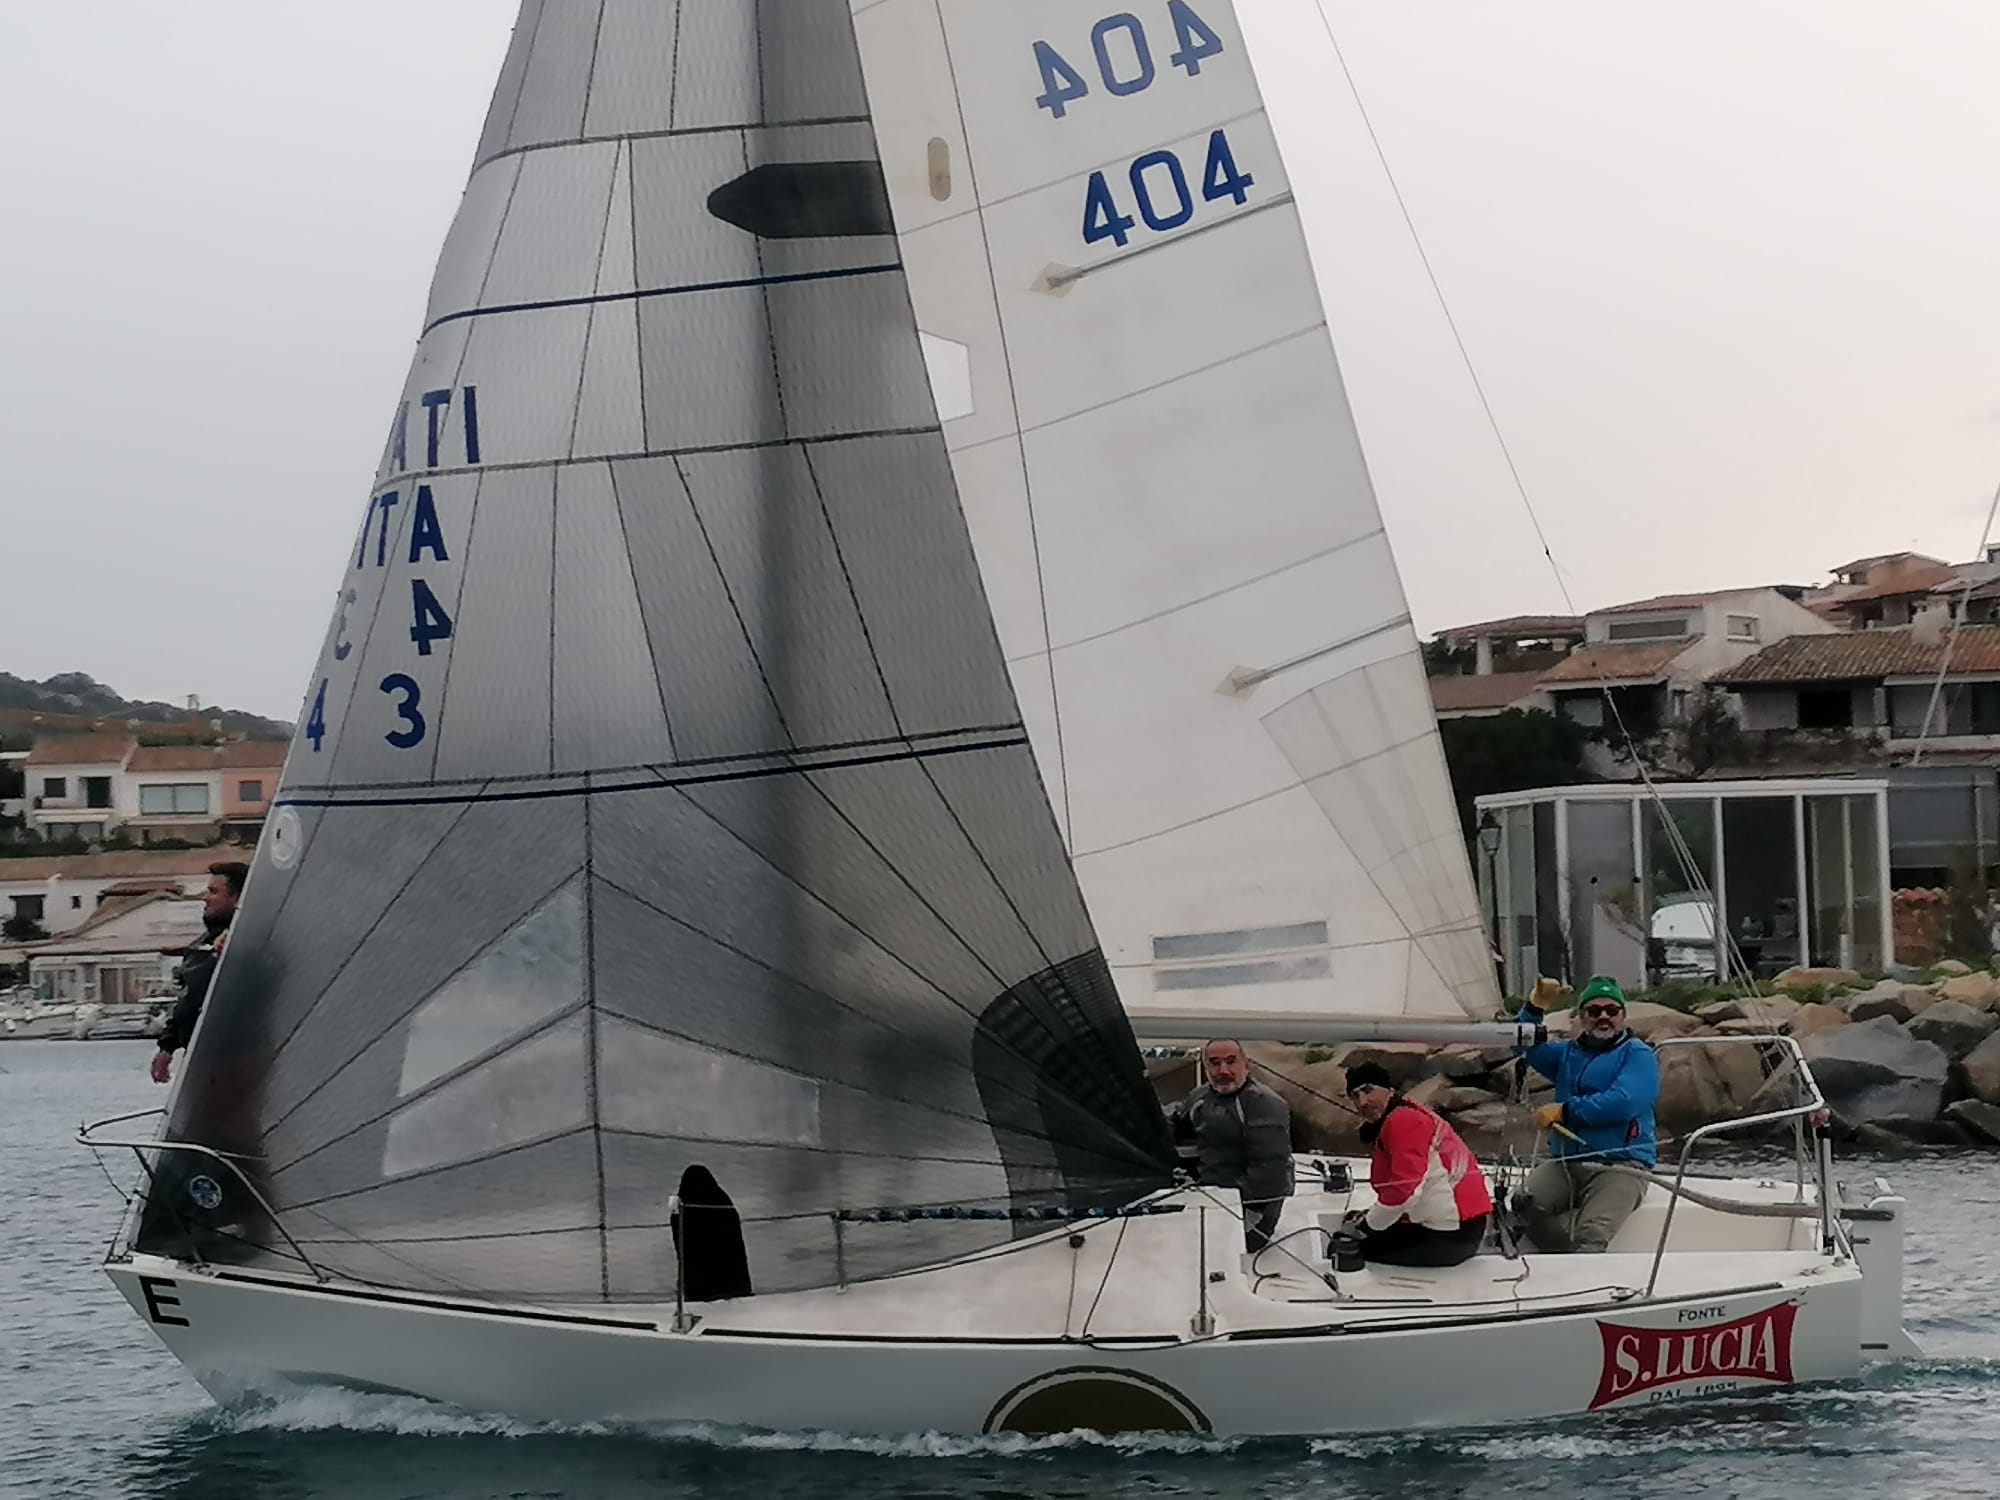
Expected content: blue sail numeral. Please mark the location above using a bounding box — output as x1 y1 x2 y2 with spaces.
409 578 454 657
1131 150 1194 231
1202 128 1254 205
381 674 426 749
1083 171 1136 247
1092 14 1155 96
1168 1 1224 75
305 680 328 753
1033 39 1090 118
1078 130 1254 248
1036 6 1225 117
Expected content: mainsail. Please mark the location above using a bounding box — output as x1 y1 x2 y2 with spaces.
850 2 1496 1021
143 0 1176 1303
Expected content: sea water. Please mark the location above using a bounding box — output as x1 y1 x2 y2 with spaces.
6 1042 1996 1500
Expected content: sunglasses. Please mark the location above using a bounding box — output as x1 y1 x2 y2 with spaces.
1580 1003 1624 1019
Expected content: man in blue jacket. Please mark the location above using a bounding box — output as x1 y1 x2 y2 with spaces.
1513 975 1659 1253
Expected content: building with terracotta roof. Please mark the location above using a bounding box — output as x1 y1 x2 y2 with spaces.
1538 586 1835 735
19 735 287 846
1713 623 2000 747
0 848 228 937
19 889 208 1005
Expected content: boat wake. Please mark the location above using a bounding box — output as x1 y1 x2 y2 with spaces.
194 1380 1247 1458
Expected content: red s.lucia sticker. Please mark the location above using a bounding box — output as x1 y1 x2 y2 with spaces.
1590 1302 1798 1410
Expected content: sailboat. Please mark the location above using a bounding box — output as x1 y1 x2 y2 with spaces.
86 0 1919 1437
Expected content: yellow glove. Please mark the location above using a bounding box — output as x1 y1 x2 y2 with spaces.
1534 1102 1565 1131
1531 976 1565 1010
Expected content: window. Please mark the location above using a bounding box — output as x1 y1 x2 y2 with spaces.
1726 615 1760 642
82 775 112 808
238 779 264 803
1797 689 1854 729
11 895 44 923
41 777 66 800
1563 696 1605 727
138 783 210 816
1605 616 1690 642
69 895 81 910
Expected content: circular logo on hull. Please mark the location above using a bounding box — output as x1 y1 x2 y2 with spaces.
267 806 303 869
984 1366 1209 1436
187 1175 224 1211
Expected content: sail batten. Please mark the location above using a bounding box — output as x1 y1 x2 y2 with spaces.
146 0 1174 1304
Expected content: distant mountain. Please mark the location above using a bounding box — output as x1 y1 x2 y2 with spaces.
0 673 291 742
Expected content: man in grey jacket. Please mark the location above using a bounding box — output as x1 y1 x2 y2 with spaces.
1170 1039 1294 1250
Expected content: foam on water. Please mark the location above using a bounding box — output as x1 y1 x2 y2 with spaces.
195 1377 1250 1459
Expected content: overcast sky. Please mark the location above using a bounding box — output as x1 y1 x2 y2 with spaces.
7 3 2000 721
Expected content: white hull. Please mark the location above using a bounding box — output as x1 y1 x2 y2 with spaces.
105 1161 1913 1438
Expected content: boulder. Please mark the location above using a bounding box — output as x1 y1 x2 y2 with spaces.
1405 1076 1495 1114
1945 1098 2000 1146
1420 1045 1492 1083
1241 1046 1366 1155
1444 1101 1522 1148
1795 1017 1948 1124
1694 994 1800 1027
1935 959 1974 977
1906 998 2000 1060
1773 967 1864 994
1954 1031 2000 1107
1655 1041 1770 1134
1936 973 2000 1012
1841 983 1924 1024
1853 1119 1961 1150
1617 1002 1707 1043
1335 1042 1435 1090
1788 1002 1850 1039
1715 1017 1796 1037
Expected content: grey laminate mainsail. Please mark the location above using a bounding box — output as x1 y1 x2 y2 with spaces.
142 0 1175 1303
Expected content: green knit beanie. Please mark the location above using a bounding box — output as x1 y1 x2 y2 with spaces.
1576 975 1626 1008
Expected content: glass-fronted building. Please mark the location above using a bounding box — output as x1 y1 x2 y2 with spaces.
1474 779 1892 998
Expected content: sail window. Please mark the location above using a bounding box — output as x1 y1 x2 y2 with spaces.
398 881 585 1096
598 1015 820 1147
919 333 973 420
383 1013 589 1177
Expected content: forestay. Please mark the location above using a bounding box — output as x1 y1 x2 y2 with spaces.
849 1 1495 1021
140 0 1175 1304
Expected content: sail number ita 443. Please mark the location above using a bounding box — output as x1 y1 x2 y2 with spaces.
304 383 481 755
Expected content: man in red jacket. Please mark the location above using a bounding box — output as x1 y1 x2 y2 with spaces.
1342 1062 1492 1267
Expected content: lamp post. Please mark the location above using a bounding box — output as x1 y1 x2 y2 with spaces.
1477 810 1504 993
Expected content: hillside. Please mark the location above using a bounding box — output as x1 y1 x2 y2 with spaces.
0 673 291 743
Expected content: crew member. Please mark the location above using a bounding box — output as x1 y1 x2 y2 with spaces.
1342 1061 1492 1267
150 860 248 1084
1169 1038 1294 1250
1513 975 1660 1252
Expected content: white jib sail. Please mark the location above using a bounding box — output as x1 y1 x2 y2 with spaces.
851 0 1496 1021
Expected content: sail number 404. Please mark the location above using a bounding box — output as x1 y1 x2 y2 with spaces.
1035 3 1224 119
1083 129 1252 248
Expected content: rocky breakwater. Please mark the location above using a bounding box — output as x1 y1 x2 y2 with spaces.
1145 964 2000 1156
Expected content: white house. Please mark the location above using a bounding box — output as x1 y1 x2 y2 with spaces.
1539 587 1837 733
0 849 225 938
24 733 133 843
25 891 208 1004
18 735 286 847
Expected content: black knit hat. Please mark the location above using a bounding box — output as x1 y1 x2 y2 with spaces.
1344 1061 1394 1095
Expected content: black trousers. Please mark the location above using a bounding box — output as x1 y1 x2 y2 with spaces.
1360 1213 1488 1267
1244 1199 1285 1252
